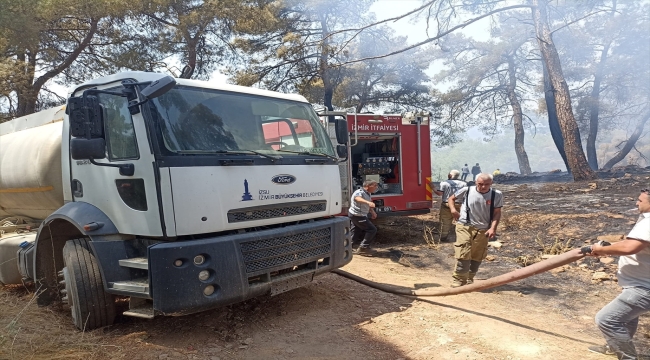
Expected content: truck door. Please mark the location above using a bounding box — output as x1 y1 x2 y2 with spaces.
69 84 163 236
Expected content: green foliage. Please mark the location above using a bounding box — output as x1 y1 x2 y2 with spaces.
333 28 433 112
229 0 432 112
0 0 155 117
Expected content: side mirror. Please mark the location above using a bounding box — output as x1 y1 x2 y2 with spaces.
71 138 106 160
140 76 176 99
336 144 348 159
335 119 348 144
68 95 104 139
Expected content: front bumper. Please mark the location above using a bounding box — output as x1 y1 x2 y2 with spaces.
148 217 352 315
377 208 431 217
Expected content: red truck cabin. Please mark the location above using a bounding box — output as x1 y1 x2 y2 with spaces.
346 113 432 217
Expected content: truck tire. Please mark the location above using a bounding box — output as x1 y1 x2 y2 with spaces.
62 238 116 330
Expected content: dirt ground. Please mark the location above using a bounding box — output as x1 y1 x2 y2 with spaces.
1 167 649 360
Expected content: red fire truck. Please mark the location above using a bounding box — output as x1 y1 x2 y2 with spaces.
339 113 432 217
261 111 432 217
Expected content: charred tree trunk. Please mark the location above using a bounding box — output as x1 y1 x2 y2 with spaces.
532 0 597 181
506 56 532 175
587 2 617 170
602 112 650 170
543 62 570 172
586 54 606 170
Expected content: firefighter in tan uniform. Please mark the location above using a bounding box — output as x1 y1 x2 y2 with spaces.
432 170 466 242
447 173 503 287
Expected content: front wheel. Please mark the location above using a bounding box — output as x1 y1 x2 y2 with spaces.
62 238 116 330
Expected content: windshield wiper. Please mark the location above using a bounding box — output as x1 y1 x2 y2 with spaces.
175 150 281 160
274 149 337 161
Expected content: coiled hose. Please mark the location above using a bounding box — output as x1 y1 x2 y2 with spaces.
332 248 587 296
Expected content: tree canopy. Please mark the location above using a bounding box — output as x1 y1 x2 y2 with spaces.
1 0 647 175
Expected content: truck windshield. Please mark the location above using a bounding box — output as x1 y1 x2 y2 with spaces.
149 86 335 157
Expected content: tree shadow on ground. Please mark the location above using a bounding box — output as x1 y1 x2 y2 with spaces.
413 297 600 346
481 283 560 296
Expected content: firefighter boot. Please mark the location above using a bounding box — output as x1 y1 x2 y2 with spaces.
467 260 482 285
451 272 468 288
467 272 476 285
451 260 471 287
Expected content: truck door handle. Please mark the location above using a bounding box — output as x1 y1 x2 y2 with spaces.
72 179 83 197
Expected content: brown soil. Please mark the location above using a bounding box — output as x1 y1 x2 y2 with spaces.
1 170 649 360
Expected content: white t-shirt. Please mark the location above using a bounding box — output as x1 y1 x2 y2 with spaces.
454 186 504 230
349 188 372 216
618 213 650 289
440 179 466 203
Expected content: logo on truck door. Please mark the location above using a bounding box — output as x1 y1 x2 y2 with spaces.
271 174 296 185
242 179 253 201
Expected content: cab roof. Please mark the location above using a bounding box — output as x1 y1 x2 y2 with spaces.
70 71 309 103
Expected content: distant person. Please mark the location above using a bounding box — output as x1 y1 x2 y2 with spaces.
431 170 466 242
493 169 501 176
349 180 379 256
447 173 503 287
471 163 481 181
461 164 470 181
584 188 650 359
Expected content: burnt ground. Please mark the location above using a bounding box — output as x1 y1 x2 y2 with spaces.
1 166 649 360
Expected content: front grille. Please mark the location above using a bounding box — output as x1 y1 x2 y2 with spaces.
227 200 327 223
240 228 331 273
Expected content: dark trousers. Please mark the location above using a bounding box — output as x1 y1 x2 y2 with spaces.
461 173 468 181
349 214 377 249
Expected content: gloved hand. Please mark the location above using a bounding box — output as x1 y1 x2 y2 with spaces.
580 240 612 255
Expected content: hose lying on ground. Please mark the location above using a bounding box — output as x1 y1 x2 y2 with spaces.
332 248 588 297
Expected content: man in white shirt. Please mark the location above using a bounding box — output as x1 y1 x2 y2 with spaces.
586 189 650 359
349 180 379 256
447 173 503 287
461 164 470 181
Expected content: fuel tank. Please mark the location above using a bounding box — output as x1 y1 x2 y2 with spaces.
0 107 65 219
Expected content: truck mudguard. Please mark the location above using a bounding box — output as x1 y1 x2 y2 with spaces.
33 201 119 305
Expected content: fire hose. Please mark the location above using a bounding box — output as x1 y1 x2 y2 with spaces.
332 243 609 296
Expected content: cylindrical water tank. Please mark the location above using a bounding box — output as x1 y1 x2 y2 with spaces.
0 119 64 219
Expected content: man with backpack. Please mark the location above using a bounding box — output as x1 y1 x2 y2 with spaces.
446 173 503 287
432 170 466 242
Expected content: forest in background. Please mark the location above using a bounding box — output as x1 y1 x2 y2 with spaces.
431 126 650 181
1 0 648 180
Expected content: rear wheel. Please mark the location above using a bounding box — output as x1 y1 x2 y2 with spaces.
62 238 116 330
